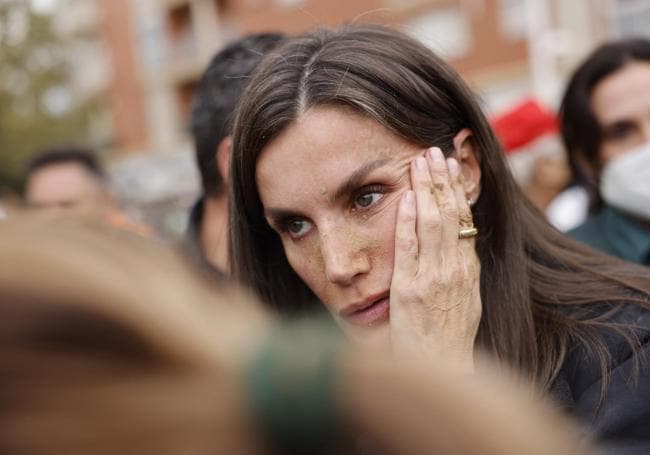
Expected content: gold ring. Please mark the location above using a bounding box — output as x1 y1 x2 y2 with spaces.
458 227 478 239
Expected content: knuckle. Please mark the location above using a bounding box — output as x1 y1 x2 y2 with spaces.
424 216 442 232
459 210 473 225
440 203 458 220
416 173 432 187
432 275 445 287
430 160 448 175
398 208 416 224
397 235 417 254
430 175 448 190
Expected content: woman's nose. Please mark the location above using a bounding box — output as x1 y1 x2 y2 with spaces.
320 229 370 286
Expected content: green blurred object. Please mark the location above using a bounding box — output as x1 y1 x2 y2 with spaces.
247 317 344 453
0 0 103 193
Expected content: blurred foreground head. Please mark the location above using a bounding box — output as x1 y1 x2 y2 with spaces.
0 218 588 454
24 147 112 221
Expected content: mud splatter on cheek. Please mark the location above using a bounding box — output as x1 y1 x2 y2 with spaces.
342 222 383 253
283 237 325 278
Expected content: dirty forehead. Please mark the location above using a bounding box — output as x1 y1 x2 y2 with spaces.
254 107 420 206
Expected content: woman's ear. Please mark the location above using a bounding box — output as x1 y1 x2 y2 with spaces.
452 128 481 206
216 136 232 185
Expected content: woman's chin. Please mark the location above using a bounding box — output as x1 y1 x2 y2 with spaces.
343 320 392 351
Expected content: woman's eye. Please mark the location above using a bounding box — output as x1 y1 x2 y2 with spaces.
285 219 312 239
354 192 383 209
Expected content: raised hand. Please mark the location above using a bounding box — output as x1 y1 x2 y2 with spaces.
389 147 481 371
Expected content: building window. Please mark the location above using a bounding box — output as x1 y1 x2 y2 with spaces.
612 0 650 38
176 79 199 128
214 0 231 14
404 7 472 60
498 0 527 41
166 2 195 56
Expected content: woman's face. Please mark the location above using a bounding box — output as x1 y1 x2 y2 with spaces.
256 107 422 345
593 61 650 165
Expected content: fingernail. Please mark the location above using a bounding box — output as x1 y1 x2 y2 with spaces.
429 147 444 163
447 158 459 177
415 156 426 170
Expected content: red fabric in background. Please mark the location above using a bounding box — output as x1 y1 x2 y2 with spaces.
491 99 558 153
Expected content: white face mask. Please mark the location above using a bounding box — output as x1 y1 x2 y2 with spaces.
600 141 650 220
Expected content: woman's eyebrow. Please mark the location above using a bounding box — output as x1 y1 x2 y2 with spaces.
332 158 391 201
264 207 300 225
264 158 392 222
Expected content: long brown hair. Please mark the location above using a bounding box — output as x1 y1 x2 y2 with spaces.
0 217 588 454
230 24 650 392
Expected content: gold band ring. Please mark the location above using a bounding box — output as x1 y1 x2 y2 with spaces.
458 227 478 239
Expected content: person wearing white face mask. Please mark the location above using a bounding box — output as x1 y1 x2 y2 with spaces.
560 38 650 265
601 142 650 222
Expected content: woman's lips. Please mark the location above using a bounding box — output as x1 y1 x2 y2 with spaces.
346 297 390 326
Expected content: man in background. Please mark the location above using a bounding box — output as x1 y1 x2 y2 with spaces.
25 147 155 236
187 32 285 275
25 147 113 221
